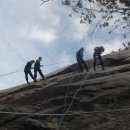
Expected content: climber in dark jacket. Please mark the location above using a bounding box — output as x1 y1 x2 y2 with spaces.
93 46 105 71
24 60 35 84
34 57 45 81
76 47 89 72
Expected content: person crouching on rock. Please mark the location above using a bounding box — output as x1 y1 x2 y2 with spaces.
24 60 36 84
76 47 89 72
34 57 46 81
93 46 105 71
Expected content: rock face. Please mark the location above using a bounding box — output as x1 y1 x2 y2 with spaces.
0 50 130 130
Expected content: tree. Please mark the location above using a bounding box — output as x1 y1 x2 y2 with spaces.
41 0 130 38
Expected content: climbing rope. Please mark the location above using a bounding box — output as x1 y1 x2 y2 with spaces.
57 71 90 130
0 68 23 78
0 107 130 116
0 60 76 79
57 64 77 130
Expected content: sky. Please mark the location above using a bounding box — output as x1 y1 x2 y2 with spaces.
0 0 129 90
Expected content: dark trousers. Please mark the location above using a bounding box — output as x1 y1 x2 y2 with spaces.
77 59 89 72
24 70 34 83
34 68 44 80
93 54 104 70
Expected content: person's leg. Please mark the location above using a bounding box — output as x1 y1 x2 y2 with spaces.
77 60 83 72
98 55 104 70
37 69 44 79
93 55 97 71
28 70 35 82
24 71 29 83
34 69 37 81
81 59 89 72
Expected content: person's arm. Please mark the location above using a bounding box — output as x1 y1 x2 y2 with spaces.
80 51 84 58
39 61 43 67
30 62 34 69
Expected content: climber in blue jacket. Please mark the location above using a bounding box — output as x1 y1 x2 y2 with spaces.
93 46 105 71
34 57 45 81
24 60 36 84
76 47 89 72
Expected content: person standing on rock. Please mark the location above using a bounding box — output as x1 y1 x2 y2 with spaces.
24 60 36 84
93 46 105 71
34 57 46 81
76 47 89 72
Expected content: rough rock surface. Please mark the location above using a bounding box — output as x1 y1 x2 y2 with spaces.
0 50 130 130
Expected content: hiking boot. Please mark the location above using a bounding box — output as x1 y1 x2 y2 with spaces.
86 69 89 72
102 67 105 70
34 80 37 83
44 77 47 80
41 77 47 80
